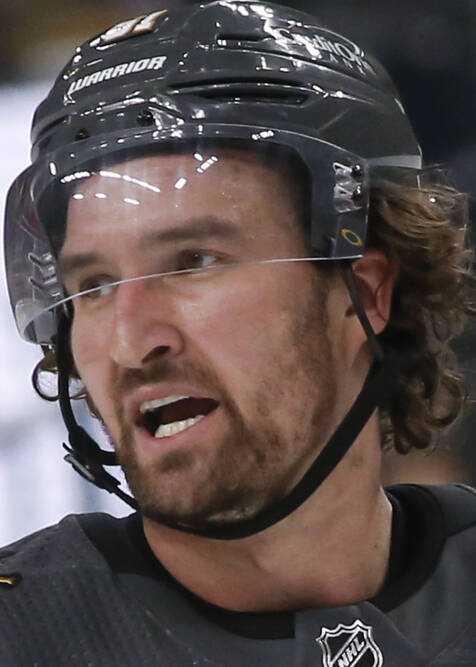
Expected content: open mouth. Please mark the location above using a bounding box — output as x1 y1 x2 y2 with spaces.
139 396 219 439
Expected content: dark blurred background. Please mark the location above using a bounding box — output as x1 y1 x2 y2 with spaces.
0 1 475 543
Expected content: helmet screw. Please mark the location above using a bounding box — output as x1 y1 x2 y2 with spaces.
352 185 363 202
74 128 89 141
136 110 154 126
352 164 363 180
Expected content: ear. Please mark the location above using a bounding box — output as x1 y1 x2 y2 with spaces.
349 250 398 335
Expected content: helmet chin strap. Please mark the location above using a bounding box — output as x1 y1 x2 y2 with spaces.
56 313 138 510
57 262 400 539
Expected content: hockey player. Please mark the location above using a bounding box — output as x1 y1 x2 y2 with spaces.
2 2 476 665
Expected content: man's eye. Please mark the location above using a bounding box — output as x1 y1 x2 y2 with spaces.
78 275 116 299
176 250 218 271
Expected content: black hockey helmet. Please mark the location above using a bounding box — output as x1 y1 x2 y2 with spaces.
4 1 421 537
5 0 421 345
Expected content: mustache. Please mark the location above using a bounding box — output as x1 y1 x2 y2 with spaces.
113 358 229 413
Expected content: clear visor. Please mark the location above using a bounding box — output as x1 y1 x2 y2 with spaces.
5 126 371 344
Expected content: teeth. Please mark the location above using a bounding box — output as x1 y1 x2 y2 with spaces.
155 415 205 439
140 395 188 414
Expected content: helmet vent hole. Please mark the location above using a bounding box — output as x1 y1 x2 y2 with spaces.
217 33 266 43
171 80 308 105
136 110 155 126
74 128 89 141
198 90 307 104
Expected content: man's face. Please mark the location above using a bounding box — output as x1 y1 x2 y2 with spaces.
61 148 339 528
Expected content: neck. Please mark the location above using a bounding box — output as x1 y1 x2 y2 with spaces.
142 420 392 612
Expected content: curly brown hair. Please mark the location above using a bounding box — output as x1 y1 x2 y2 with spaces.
368 183 474 453
32 182 475 454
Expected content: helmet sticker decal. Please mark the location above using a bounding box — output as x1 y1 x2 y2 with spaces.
264 24 376 78
317 619 384 667
96 10 168 46
0 574 22 588
66 56 167 96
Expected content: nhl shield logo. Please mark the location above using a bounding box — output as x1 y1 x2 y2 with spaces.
317 619 383 667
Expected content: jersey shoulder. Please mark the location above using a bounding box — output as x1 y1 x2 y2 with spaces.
0 513 156 666
0 512 120 577
417 482 476 534
387 483 476 665
392 481 476 531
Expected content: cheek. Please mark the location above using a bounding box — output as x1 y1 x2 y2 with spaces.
187 267 311 383
70 316 113 416
71 315 101 372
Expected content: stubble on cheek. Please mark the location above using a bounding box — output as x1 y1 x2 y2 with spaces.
100 269 337 529
115 380 286 527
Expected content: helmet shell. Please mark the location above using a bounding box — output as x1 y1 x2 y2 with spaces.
5 1 423 345
31 1 420 166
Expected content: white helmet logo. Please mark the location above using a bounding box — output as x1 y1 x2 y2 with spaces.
98 10 168 45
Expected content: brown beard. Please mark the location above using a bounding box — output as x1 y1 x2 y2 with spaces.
113 272 337 530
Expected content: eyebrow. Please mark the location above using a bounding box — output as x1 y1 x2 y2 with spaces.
137 217 243 249
58 217 244 278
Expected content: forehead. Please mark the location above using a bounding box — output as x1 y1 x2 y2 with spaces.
65 148 301 242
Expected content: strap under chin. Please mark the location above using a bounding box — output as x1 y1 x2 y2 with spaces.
167 351 399 540
54 260 400 539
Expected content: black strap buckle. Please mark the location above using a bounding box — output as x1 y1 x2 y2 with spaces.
63 445 100 484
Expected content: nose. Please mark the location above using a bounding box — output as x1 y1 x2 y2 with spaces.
109 278 185 369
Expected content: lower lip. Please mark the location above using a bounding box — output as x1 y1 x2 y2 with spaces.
133 407 221 457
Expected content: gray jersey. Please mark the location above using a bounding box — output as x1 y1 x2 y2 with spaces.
0 484 475 666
